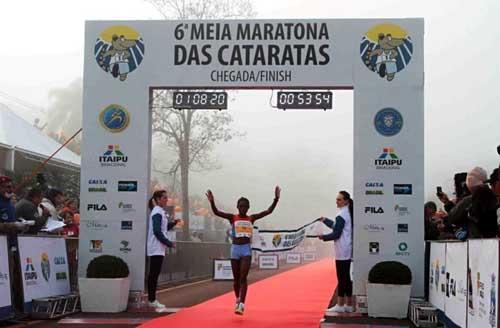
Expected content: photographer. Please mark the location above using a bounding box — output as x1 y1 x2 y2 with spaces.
15 187 50 234
446 167 492 239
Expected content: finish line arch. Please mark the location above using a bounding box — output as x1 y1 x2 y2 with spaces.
80 19 424 297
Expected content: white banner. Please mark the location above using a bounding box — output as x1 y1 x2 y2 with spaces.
468 239 499 328
213 259 233 281
429 242 447 311
445 242 468 328
0 235 12 318
286 253 301 264
252 220 321 252
259 255 278 270
18 237 70 304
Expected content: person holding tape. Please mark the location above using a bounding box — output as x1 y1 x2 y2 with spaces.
206 186 280 315
318 190 354 313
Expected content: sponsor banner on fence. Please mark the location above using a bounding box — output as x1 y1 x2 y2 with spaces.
0 235 12 318
445 242 467 328
213 259 233 281
252 219 322 252
259 255 278 270
286 253 301 264
468 239 499 328
303 253 316 261
18 237 70 304
429 242 446 311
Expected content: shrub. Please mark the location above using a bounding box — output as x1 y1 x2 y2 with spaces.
368 261 412 285
86 255 129 278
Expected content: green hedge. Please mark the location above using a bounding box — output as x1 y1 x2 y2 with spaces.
86 255 129 279
368 261 412 285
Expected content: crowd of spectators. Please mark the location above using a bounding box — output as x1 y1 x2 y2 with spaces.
425 164 500 241
0 178 80 238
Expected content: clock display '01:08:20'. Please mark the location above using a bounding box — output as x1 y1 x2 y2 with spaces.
172 91 228 110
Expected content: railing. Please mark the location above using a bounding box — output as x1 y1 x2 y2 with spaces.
157 241 231 284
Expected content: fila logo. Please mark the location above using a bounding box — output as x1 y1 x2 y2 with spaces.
87 204 107 211
364 207 384 214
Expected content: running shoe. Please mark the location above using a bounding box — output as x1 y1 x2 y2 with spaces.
235 302 245 315
148 300 166 309
344 305 354 313
326 304 344 313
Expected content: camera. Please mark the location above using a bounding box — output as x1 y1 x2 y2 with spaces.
497 144 500 155
436 186 443 197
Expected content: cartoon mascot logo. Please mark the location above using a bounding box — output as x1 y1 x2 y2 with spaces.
41 252 50 282
272 234 282 248
95 25 145 81
360 24 413 81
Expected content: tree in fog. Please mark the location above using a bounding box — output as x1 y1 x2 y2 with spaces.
147 0 254 237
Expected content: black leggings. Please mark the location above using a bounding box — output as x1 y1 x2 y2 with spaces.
148 256 164 302
336 260 352 297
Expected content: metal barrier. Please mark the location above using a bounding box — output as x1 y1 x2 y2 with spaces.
157 241 230 284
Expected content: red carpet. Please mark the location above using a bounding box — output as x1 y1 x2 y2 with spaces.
140 258 337 328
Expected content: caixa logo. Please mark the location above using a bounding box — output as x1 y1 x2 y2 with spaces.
364 206 384 214
87 204 107 211
99 145 128 167
365 182 384 195
374 147 402 169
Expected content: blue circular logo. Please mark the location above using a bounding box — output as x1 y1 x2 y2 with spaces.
374 108 403 136
99 105 130 133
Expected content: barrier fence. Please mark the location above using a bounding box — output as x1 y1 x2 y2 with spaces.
428 240 499 328
1 233 331 318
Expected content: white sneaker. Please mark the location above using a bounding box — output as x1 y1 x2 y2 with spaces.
148 300 166 309
344 305 354 313
235 302 245 315
326 304 345 313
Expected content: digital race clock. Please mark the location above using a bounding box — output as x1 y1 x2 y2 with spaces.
172 91 228 110
276 91 333 110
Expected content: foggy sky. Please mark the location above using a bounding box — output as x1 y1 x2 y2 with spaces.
0 0 499 226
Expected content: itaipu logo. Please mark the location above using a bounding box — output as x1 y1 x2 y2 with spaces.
374 108 403 136
95 25 145 81
24 257 38 284
375 148 402 169
99 145 128 167
360 24 413 81
99 105 130 133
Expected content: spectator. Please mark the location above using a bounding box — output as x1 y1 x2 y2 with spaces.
446 167 488 239
60 210 79 237
60 199 79 226
41 188 65 220
0 176 24 312
466 185 497 238
0 176 18 237
15 187 50 234
424 201 439 241
486 167 500 234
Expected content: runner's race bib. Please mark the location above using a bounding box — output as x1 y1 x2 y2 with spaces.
234 220 253 238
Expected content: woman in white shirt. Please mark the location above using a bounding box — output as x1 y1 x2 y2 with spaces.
318 190 354 313
146 190 178 309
